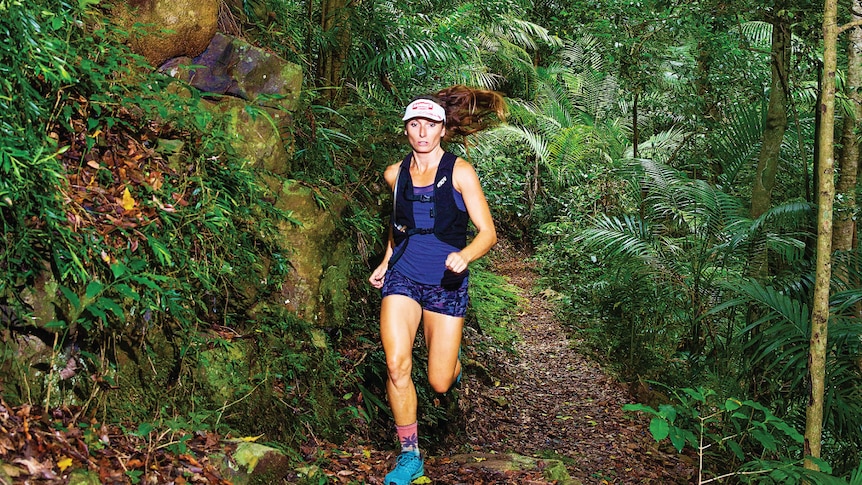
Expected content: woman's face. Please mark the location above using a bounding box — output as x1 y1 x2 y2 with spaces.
405 118 445 153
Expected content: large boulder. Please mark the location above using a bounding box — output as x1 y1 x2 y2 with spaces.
112 0 219 67
255 177 351 326
203 97 294 175
160 33 302 112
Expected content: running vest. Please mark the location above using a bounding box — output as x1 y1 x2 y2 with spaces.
388 152 469 269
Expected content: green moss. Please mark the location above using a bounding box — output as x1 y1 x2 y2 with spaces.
219 443 293 485
199 340 251 404
102 330 192 422
211 98 290 175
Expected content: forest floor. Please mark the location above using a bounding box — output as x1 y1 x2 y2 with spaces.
288 240 700 483
0 242 698 484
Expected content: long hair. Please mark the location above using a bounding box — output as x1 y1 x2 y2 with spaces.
410 85 507 142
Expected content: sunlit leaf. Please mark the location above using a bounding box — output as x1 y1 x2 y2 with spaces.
57 457 72 471
121 187 136 211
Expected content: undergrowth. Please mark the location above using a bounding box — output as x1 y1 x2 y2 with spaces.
0 0 350 447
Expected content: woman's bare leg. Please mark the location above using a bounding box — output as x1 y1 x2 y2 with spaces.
380 294 423 425
423 310 463 393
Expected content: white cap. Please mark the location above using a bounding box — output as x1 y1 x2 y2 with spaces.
402 99 446 122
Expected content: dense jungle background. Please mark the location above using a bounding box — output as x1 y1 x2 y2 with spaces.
2 0 862 483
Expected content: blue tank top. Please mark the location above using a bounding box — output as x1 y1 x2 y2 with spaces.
392 184 466 285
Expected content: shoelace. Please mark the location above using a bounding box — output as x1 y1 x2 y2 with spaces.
396 452 421 469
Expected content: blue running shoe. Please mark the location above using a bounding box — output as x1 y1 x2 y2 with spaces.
384 452 424 485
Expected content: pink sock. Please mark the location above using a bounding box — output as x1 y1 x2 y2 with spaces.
396 422 419 454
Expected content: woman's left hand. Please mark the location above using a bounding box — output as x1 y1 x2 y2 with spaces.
445 252 469 274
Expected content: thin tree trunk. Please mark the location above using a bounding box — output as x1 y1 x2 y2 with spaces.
834 0 862 320
832 0 862 253
750 12 791 278
318 0 350 96
633 90 639 159
804 0 838 469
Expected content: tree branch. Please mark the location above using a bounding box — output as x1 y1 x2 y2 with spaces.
701 468 773 484
839 19 862 34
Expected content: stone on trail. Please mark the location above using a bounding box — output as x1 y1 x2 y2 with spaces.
446 452 582 485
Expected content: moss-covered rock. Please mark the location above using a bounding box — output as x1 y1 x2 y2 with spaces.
103 326 181 421
66 468 102 485
446 453 581 485
162 33 302 113
111 0 219 67
257 176 351 327
213 442 292 485
205 97 293 175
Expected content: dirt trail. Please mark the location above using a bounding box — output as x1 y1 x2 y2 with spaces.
433 244 697 484
301 243 698 483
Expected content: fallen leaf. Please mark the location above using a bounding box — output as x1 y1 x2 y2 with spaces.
57 457 73 472
121 187 136 211
1 463 23 478
14 457 58 479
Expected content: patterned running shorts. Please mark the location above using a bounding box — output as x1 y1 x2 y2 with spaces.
381 269 470 317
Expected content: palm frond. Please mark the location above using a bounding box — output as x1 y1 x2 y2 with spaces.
486 15 562 51
721 199 812 259
577 214 656 263
760 199 815 231
623 125 688 162
558 35 605 73
482 124 550 164
736 21 773 51
712 100 765 188
830 250 862 308
449 63 507 91
715 277 862 444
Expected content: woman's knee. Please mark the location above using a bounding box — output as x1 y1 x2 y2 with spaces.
386 355 413 387
427 370 455 393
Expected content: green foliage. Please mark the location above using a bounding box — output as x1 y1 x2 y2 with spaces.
624 387 862 484
346 0 559 95
467 259 523 350
0 0 353 449
546 159 746 379
1 0 126 289
473 35 631 239
709 274 862 475
1 0 856 477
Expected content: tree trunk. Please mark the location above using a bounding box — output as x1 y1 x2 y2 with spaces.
805 0 838 469
318 0 350 97
832 0 862 253
833 0 862 320
749 12 791 277
632 90 639 159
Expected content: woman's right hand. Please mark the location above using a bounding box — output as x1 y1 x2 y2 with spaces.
369 263 387 289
